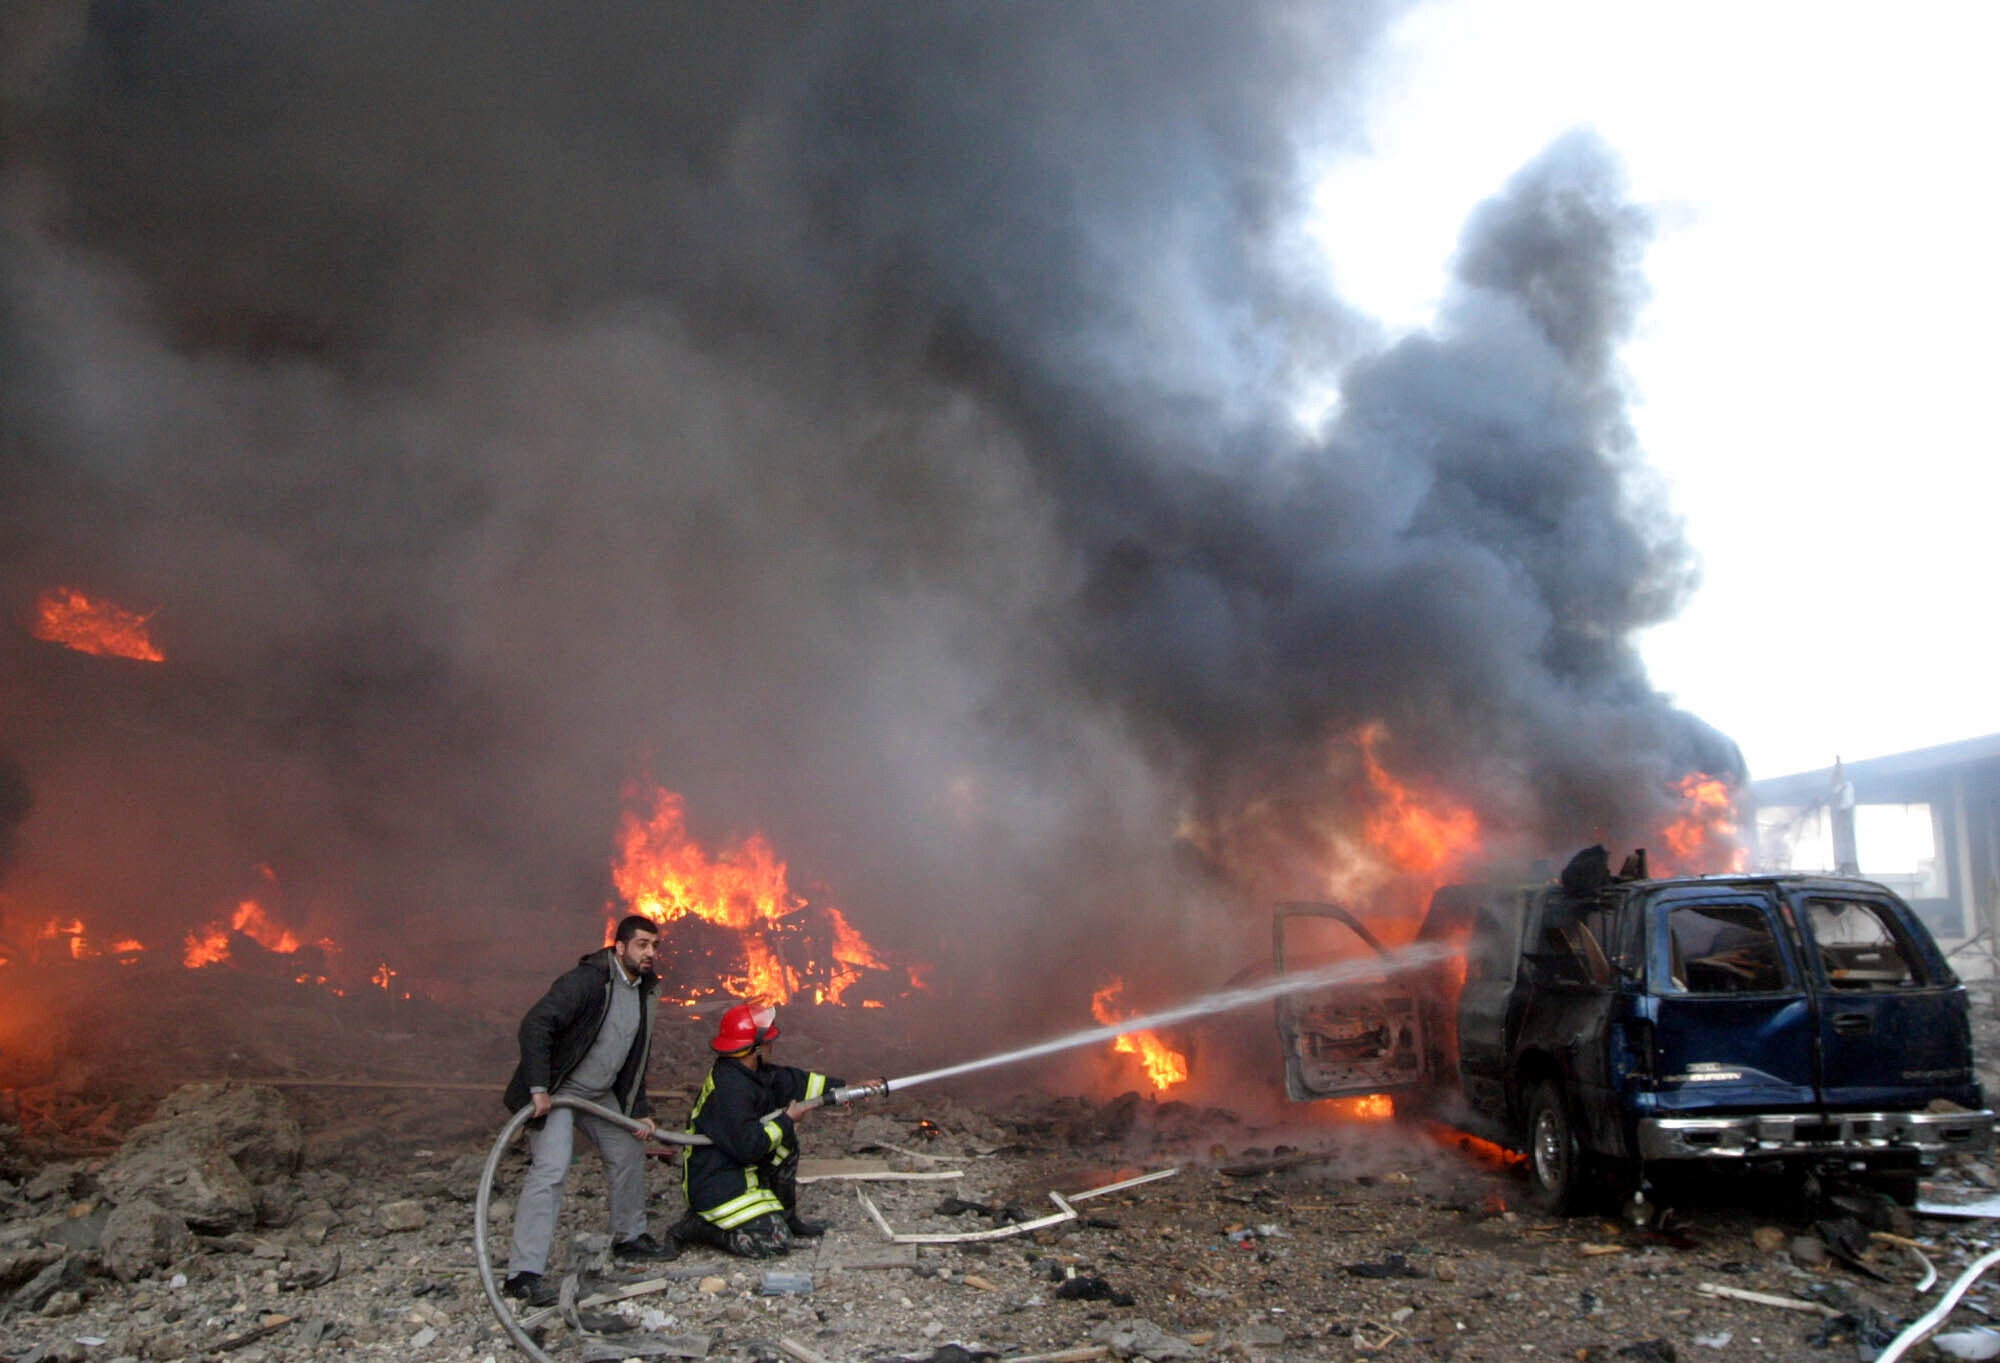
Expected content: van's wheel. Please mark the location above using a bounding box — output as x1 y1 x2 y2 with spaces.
1525 1078 1591 1215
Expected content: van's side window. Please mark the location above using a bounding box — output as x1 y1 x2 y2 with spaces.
1665 903 1786 994
1539 898 1615 986
1465 905 1510 982
1806 897 1920 988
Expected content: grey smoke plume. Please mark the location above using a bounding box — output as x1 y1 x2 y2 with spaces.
0 3 1735 1015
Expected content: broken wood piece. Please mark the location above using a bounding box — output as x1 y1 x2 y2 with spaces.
1350 1322 1401 1353
856 1188 1076 1243
1872 1231 1939 1294
998 1349 1109 1363
960 1273 1002 1291
867 1140 992 1164
558 1272 584 1333
1577 1243 1626 1256
797 1156 966 1183
212 1314 295 1352
580 1331 713 1360
856 1167 1172 1244
516 1271 692 1328
777 1337 835 1363
1695 1282 1840 1316
1218 1150 1339 1177
1062 1167 1179 1201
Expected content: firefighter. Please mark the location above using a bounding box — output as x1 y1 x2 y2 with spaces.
674 1002 843 1257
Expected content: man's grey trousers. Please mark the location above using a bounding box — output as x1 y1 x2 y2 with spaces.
507 1098 650 1276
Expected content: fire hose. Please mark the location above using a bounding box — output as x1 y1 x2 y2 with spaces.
476 1084 889 1361
474 952 1456 1354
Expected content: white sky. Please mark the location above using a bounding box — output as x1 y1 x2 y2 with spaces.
1312 0 2000 781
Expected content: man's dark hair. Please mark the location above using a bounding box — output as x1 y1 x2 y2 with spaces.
614 914 660 945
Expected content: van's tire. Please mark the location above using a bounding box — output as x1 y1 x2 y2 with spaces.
1524 1078 1592 1215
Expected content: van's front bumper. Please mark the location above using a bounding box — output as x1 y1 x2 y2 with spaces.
1638 1109 1996 1161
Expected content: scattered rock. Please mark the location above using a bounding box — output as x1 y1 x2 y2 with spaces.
100 1196 198 1282
377 1199 429 1232
148 1083 304 1184
96 1125 256 1233
1094 1317 1201 1360
3 1009 1999 1363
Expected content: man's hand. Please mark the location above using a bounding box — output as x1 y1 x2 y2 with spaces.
785 1099 815 1121
530 1091 553 1119
632 1117 659 1142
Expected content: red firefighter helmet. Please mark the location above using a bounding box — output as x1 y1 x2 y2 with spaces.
711 1003 780 1053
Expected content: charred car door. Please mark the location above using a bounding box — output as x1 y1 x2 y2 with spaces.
1791 889 1982 1112
1643 886 1817 1115
1449 887 1533 1122
1273 902 1426 1102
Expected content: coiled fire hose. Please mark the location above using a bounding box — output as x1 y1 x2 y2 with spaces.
1874 1244 2000 1363
476 1085 889 1361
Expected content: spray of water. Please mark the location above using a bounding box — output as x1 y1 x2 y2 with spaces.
879 939 1458 1094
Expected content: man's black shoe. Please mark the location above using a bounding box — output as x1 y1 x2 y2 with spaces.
503 1271 560 1308
784 1212 828 1239
611 1233 679 1262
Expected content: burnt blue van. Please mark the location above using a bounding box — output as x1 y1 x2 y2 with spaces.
1276 869 1994 1212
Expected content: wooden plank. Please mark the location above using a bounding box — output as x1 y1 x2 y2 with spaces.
777 1338 835 1363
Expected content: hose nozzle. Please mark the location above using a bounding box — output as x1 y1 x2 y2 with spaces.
829 1078 889 1105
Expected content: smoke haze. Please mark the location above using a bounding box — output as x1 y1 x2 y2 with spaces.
0 3 1737 1016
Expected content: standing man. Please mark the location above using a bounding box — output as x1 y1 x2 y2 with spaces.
676 1003 844 1259
501 914 677 1306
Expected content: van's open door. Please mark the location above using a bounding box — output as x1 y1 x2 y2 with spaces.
1273 902 1425 1101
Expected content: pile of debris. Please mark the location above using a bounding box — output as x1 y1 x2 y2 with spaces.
6 1078 2000 1362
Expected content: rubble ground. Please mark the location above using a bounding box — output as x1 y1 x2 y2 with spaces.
4 982 2000 1362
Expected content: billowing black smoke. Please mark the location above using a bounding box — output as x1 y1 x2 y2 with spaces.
0 3 1736 1017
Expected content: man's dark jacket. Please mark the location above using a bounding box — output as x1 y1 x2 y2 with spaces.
502 947 658 1118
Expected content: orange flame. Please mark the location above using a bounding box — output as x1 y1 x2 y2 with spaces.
183 899 304 967
31 587 166 662
613 788 802 1002
37 918 91 960
1358 724 1480 874
231 900 300 954
611 783 914 1006
818 904 888 1005
1090 979 1189 1091
1656 772 1745 875
183 924 230 968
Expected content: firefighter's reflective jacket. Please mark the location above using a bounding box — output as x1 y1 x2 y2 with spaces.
682 1056 841 1228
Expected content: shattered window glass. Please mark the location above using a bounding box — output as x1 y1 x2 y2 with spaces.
1665 903 1787 994
1805 897 1923 988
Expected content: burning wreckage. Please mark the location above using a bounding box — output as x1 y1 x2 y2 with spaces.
1277 845 1996 1215
9 9 2000 1354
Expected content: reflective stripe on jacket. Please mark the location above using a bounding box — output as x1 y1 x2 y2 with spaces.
682 1056 839 1225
